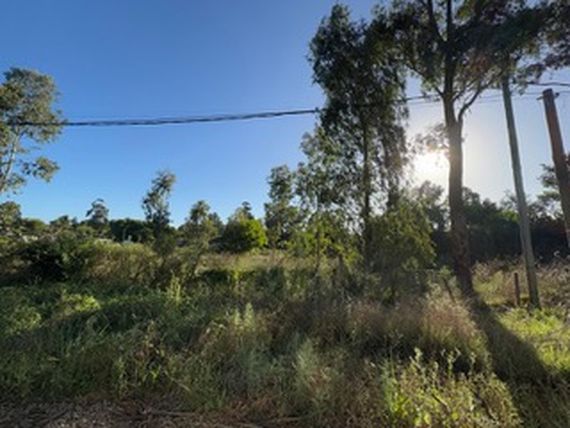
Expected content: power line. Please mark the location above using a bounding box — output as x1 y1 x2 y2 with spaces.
5 95 430 128
17 108 323 128
7 91 567 129
526 81 570 88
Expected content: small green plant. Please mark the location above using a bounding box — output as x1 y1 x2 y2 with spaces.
381 350 520 427
165 274 183 306
0 288 42 337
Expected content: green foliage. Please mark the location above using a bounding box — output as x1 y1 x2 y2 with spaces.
310 5 409 265
289 211 356 265
499 308 570 376
375 0 550 291
0 288 42 337
369 198 435 294
85 198 109 231
414 181 451 265
53 292 101 320
529 1 570 74
75 240 159 288
463 188 521 262
142 170 176 254
264 165 300 249
293 339 343 418
181 200 222 253
413 181 568 264
1 262 569 426
0 68 62 194
221 205 267 253
296 129 348 214
17 234 83 282
3 4 570 423
109 218 153 243
160 245 208 285
349 294 490 370
381 350 520 427
0 201 22 237
295 129 355 264
532 154 570 224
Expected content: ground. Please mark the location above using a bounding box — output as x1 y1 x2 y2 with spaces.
1 253 569 427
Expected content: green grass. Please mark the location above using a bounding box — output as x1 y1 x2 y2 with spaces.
0 260 569 426
499 308 570 376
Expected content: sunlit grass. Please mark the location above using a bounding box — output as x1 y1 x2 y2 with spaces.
1 258 569 426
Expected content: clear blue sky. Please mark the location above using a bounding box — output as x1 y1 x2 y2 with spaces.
1 0 569 224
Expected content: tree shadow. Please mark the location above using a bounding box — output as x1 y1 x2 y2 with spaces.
463 292 570 426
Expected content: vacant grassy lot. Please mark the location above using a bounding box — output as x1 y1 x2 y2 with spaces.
0 247 569 427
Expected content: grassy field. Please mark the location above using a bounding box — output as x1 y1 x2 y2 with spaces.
0 249 569 427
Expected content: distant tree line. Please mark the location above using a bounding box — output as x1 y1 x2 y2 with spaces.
1 0 569 294
1 153 567 272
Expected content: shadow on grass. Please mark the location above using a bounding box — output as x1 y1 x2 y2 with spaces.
465 293 570 427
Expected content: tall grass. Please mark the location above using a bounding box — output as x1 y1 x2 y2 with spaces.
0 247 569 426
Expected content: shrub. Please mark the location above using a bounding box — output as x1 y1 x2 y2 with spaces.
294 339 340 414
369 199 435 297
197 303 275 399
75 241 159 287
159 246 204 285
221 218 267 253
17 234 83 282
53 292 101 320
381 350 520 427
0 288 42 338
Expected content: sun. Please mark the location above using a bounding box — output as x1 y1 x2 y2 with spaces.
413 151 448 180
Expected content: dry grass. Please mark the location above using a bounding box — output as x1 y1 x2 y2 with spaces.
1 258 570 426
348 291 489 369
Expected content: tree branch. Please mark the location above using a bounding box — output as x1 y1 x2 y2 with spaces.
422 0 444 46
458 82 487 121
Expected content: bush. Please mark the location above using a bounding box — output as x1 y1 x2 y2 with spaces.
0 288 42 338
17 234 83 282
159 245 204 285
198 303 273 394
381 350 520 427
369 200 435 297
74 241 159 287
221 218 267 253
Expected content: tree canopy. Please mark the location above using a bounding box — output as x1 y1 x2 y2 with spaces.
0 68 62 194
310 4 409 267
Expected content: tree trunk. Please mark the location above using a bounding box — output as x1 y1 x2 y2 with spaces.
542 89 570 247
502 77 540 309
315 203 322 272
440 1 473 294
444 102 474 294
362 124 372 270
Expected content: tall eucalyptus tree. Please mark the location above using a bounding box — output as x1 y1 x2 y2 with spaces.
310 5 409 267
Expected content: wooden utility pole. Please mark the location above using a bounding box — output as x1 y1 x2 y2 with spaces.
513 272 521 307
502 76 540 309
542 89 570 247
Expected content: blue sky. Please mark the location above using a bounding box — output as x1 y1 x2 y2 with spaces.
1 0 569 224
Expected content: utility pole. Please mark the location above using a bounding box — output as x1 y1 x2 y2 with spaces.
542 89 570 247
502 76 540 309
